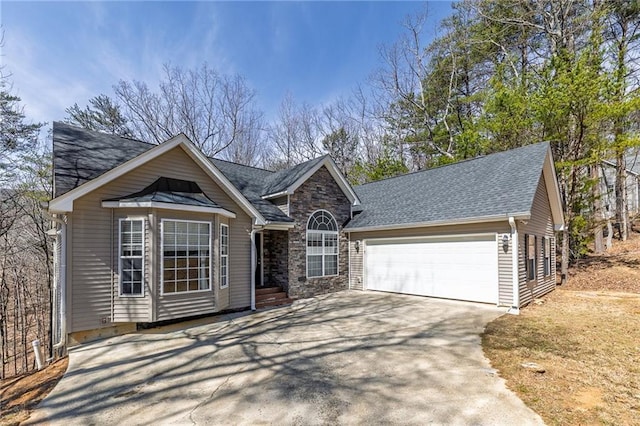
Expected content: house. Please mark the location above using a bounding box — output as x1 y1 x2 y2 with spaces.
600 152 640 220
48 122 564 346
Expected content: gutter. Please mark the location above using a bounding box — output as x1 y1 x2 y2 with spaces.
508 217 520 315
346 213 531 233
50 215 67 352
261 190 290 200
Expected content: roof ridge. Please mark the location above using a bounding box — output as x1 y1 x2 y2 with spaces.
53 121 157 147
356 142 548 188
209 156 274 173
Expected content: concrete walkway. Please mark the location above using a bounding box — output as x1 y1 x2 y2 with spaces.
28 291 544 425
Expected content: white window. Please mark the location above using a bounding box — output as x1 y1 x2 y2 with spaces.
543 236 552 276
220 223 229 289
119 219 144 296
525 234 536 281
306 210 338 278
161 220 211 294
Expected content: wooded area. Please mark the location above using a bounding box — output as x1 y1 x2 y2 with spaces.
2 0 639 378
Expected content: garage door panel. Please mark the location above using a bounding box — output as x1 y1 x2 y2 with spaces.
365 236 498 304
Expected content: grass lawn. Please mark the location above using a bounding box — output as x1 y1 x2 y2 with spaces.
483 234 640 425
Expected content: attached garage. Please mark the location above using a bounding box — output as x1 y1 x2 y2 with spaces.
364 234 499 304
347 143 566 311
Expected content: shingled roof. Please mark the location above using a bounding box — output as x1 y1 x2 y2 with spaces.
52 122 336 223
53 122 153 198
209 159 293 223
345 142 553 230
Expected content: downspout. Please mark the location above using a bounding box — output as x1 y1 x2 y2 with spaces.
51 215 67 351
508 217 520 315
250 229 256 311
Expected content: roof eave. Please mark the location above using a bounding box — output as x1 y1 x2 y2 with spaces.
346 213 531 233
261 190 290 200
260 221 296 230
101 201 236 218
543 147 565 229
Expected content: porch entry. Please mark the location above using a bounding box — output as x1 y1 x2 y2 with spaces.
255 231 264 287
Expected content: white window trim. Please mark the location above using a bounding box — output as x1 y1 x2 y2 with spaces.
118 218 145 298
306 209 339 279
160 218 213 295
220 223 229 289
525 234 536 281
543 236 552 277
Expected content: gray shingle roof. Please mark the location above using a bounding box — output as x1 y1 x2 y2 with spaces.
210 159 293 222
261 156 328 196
53 122 298 222
345 142 550 230
53 122 154 197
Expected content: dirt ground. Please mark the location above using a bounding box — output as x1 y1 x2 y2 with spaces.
0 357 68 426
483 232 640 425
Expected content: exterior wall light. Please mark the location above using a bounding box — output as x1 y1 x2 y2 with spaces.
355 240 361 253
502 234 510 253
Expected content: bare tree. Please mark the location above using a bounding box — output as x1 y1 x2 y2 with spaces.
114 63 264 157
265 93 324 169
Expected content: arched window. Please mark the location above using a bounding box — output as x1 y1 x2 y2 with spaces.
306 210 338 277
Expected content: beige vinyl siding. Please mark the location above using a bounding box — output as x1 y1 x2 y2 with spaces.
518 174 556 307
228 213 252 309
349 221 513 306
497 234 513 306
71 201 116 332
70 145 252 332
112 210 151 323
348 236 364 290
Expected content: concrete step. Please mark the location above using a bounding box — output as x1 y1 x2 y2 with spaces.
255 286 284 296
255 291 288 303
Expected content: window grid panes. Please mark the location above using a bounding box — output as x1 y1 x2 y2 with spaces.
306 211 338 278
543 236 551 276
162 220 211 294
526 234 536 281
220 224 229 288
120 219 144 296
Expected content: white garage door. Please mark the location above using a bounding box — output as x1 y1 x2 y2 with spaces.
365 234 498 304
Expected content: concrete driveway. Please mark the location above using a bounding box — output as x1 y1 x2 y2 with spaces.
29 291 543 425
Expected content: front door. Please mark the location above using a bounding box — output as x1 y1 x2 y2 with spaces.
255 232 263 287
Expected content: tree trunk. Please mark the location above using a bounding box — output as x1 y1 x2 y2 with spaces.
592 165 605 253
606 220 613 250
615 151 629 240
561 227 569 285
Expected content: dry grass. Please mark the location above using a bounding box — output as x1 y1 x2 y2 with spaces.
0 357 68 426
483 233 640 425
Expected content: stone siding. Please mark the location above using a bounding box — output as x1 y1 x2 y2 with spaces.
287 166 351 299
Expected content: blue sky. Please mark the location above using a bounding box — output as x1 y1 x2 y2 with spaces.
2 1 454 126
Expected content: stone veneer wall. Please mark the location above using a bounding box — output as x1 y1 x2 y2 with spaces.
263 230 289 290
287 166 351 299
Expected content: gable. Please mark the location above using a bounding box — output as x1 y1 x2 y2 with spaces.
262 156 360 206
49 132 265 224
74 145 247 217
292 165 351 209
